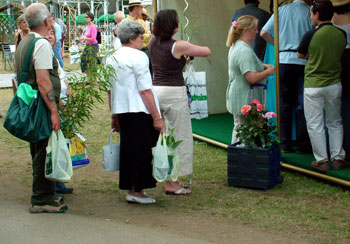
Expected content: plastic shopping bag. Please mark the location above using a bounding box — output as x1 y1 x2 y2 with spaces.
102 129 120 172
152 133 181 182
45 130 73 182
68 132 90 170
183 63 208 119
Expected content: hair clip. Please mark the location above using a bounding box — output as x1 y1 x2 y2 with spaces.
232 21 238 28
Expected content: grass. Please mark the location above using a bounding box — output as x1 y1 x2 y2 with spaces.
0 86 350 244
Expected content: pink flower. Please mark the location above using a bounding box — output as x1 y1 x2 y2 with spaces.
257 104 263 112
232 21 238 28
241 105 252 115
264 112 277 119
251 99 261 105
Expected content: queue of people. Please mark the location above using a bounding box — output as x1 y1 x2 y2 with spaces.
10 0 349 213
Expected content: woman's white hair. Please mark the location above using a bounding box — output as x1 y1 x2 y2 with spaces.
24 3 50 30
118 19 145 44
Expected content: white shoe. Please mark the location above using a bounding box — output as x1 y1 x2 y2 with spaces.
126 194 156 204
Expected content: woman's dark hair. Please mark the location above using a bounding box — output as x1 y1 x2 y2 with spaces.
86 12 94 21
333 3 350 15
311 0 334 21
152 9 178 41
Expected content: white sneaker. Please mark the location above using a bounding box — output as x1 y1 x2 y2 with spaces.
126 194 156 204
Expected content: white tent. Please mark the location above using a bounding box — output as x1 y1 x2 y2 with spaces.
154 0 285 115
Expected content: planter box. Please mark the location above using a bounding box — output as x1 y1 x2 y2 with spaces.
227 143 282 190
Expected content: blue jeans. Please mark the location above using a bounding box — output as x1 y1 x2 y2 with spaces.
54 181 66 192
53 40 64 68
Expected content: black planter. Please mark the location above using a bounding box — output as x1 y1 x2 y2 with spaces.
227 143 282 190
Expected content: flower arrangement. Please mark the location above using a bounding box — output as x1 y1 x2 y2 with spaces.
236 99 279 148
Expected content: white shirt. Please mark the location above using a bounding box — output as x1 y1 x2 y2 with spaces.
58 61 67 102
107 46 160 115
30 32 53 70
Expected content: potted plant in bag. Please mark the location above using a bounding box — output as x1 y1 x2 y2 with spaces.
227 99 282 190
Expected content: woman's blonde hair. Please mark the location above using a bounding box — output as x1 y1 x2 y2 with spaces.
226 15 258 47
114 11 125 23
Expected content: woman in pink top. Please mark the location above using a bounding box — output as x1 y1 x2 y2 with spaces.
80 12 99 73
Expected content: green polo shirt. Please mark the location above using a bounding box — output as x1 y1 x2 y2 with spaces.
297 23 346 88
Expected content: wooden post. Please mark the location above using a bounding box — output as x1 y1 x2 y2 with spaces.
273 0 280 141
153 0 158 16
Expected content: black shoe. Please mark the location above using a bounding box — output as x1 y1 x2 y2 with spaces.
281 145 293 153
296 146 312 154
56 187 74 194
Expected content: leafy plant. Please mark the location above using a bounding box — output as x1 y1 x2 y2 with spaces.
59 46 117 139
161 127 183 150
236 99 279 148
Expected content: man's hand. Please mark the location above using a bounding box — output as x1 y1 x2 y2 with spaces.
50 110 61 131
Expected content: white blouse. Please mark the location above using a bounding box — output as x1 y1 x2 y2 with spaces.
106 46 160 115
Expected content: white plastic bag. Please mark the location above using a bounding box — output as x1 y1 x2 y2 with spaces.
45 130 73 182
102 129 120 172
152 133 181 182
183 63 208 119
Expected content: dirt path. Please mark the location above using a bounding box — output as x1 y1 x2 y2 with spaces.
0 156 310 244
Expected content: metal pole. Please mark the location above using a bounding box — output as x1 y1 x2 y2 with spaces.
273 0 280 141
78 0 81 16
91 0 94 15
116 0 120 11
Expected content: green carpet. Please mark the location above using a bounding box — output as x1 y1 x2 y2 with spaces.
191 113 350 182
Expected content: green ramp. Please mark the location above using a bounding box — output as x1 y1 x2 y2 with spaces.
191 113 350 186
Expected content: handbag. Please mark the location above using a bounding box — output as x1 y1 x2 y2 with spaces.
102 129 120 172
3 37 52 143
45 130 73 182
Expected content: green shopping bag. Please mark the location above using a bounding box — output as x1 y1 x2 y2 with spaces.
3 37 52 143
4 83 52 143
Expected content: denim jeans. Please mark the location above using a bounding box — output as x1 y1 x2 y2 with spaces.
53 40 64 68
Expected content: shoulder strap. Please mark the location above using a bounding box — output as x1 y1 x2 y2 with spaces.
19 37 43 85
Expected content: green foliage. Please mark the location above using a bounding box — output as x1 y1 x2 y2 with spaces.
161 127 183 149
59 46 117 139
237 100 279 148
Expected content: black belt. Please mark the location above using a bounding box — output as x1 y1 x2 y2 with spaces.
279 49 297 53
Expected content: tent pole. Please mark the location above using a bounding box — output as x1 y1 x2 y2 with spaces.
273 0 281 141
153 0 158 15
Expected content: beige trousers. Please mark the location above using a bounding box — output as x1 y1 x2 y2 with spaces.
153 86 193 177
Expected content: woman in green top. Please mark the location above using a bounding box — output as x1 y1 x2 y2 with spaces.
226 15 275 144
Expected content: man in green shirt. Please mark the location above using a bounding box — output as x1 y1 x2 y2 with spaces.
297 0 347 172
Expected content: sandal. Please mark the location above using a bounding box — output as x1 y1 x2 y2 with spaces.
166 188 191 195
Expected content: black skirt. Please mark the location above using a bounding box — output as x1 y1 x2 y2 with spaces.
118 112 159 192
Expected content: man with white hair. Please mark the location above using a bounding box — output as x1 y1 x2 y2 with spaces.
15 3 67 213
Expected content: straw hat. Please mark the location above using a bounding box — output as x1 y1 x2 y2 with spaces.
128 0 143 8
331 0 350 6
142 8 150 19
